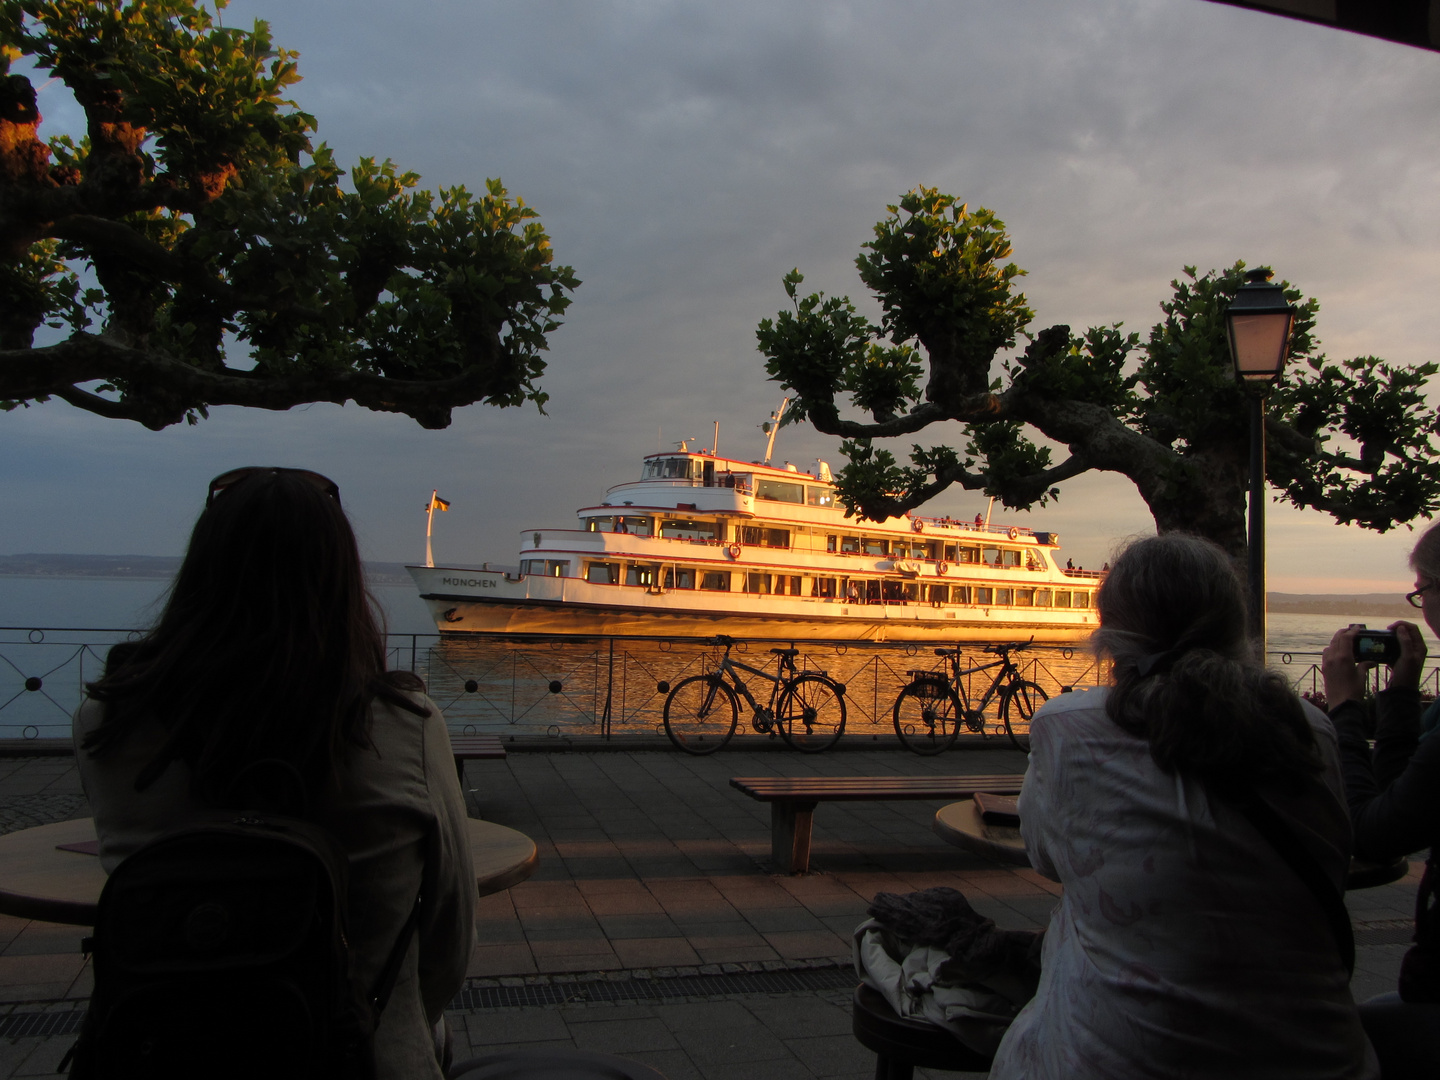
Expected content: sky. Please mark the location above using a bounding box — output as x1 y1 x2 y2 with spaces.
2 0 1439 594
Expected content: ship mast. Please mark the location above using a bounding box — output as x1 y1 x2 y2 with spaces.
762 398 790 465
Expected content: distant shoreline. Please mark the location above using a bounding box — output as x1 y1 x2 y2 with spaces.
0 554 1410 615
0 553 415 586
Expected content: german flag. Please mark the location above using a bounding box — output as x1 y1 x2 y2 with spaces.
430 493 451 511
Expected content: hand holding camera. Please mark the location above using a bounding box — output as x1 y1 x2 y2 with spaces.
1321 621 1426 708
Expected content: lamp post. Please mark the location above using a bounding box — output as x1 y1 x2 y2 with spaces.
1225 268 1297 648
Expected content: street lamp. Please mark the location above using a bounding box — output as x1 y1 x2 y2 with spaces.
1225 267 1297 648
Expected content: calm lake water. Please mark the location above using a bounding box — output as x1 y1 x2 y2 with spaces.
1 575 1431 741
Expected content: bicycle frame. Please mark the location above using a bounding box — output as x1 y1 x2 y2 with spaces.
713 651 794 728
950 654 1022 716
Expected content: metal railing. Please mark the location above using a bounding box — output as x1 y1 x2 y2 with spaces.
3 627 1434 743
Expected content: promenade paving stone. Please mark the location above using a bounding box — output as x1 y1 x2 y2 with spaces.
0 745 1423 1079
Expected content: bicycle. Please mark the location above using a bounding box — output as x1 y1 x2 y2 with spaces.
891 641 1047 754
663 636 847 755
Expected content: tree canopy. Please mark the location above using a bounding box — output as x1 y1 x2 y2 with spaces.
757 188 1440 557
0 0 578 430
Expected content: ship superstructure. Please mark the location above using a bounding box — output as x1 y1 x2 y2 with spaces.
409 450 1100 642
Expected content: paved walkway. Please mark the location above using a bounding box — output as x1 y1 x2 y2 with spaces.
0 746 1421 1079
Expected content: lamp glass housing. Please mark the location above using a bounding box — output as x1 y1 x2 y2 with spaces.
1226 273 1296 387
1228 311 1295 383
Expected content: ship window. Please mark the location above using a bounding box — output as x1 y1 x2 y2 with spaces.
777 575 802 596
700 571 731 591
952 585 971 604
664 568 695 589
586 562 619 584
586 515 652 536
975 587 993 605
928 584 950 604
741 526 790 548
524 560 569 577
1014 588 1034 607
1034 589 1052 607
863 537 888 557
840 535 860 553
644 457 695 480
661 518 718 541
1074 590 1091 608
806 487 834 507
812 577 837 598
958 545 980 564
616 516 652 536
755 479 804 503
1053 591 1071 608
626 563 659 587
1001 548 1021 567
995 588 1013 605
521 560 542 575
827 535 838 553
745 572 772 594
943 544 958 562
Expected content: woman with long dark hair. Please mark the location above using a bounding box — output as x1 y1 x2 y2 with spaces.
989 533 1375 1079
74 467 475 1078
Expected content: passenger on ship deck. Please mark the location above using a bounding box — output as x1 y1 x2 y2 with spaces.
990 533 1376 1080
72 467 475 1078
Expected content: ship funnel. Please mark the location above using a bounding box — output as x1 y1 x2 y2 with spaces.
816 460 833 483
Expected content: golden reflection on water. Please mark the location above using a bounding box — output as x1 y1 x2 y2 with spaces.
421 637 1107 740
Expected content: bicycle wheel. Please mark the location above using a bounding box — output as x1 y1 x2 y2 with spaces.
663 676 738 754
892 680 962 755
1002 680 1047 752
776 674 847 752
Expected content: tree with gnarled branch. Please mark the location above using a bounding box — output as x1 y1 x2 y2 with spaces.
1 0 578 431
757 188 1440 558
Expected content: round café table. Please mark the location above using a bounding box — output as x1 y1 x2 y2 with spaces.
933 798 1411 890
0 816 537 926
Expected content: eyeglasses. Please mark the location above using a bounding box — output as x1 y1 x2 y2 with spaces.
1406 583 1436 609
206 467 341 508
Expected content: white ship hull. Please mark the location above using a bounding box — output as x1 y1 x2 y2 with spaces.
411 448 1102 642
409 566 1097 642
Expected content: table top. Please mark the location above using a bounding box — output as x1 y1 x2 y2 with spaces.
932 799 1412 890
0 816 537 927
933 798 1031 867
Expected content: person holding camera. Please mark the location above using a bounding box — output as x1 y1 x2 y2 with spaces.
1321 523 1440 1006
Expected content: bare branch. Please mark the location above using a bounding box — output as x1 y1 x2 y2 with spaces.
1 334 510 430
805 398 994 439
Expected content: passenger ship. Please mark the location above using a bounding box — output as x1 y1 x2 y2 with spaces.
409 446 1102 642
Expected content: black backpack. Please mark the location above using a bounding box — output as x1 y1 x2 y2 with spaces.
65 810 421 1079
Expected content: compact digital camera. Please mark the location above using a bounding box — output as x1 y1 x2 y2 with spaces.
1352 627 1401 666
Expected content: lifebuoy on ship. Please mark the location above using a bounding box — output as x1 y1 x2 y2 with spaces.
911 518 924 533
726 543 742 559
1008 527 1020 540
936 562 948 575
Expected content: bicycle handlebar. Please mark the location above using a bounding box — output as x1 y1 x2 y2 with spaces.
982 637 1035 655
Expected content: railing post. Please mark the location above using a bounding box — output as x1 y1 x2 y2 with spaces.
602 638 615 740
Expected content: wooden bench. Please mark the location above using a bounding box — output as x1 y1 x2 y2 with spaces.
450 734 507 785
729 774 1025 874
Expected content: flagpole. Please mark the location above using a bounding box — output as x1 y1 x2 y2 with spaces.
426 489 437 568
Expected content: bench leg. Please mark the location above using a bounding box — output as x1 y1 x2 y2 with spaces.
771 801 817 874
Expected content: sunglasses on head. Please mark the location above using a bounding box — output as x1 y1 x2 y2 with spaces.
206 467 342 508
